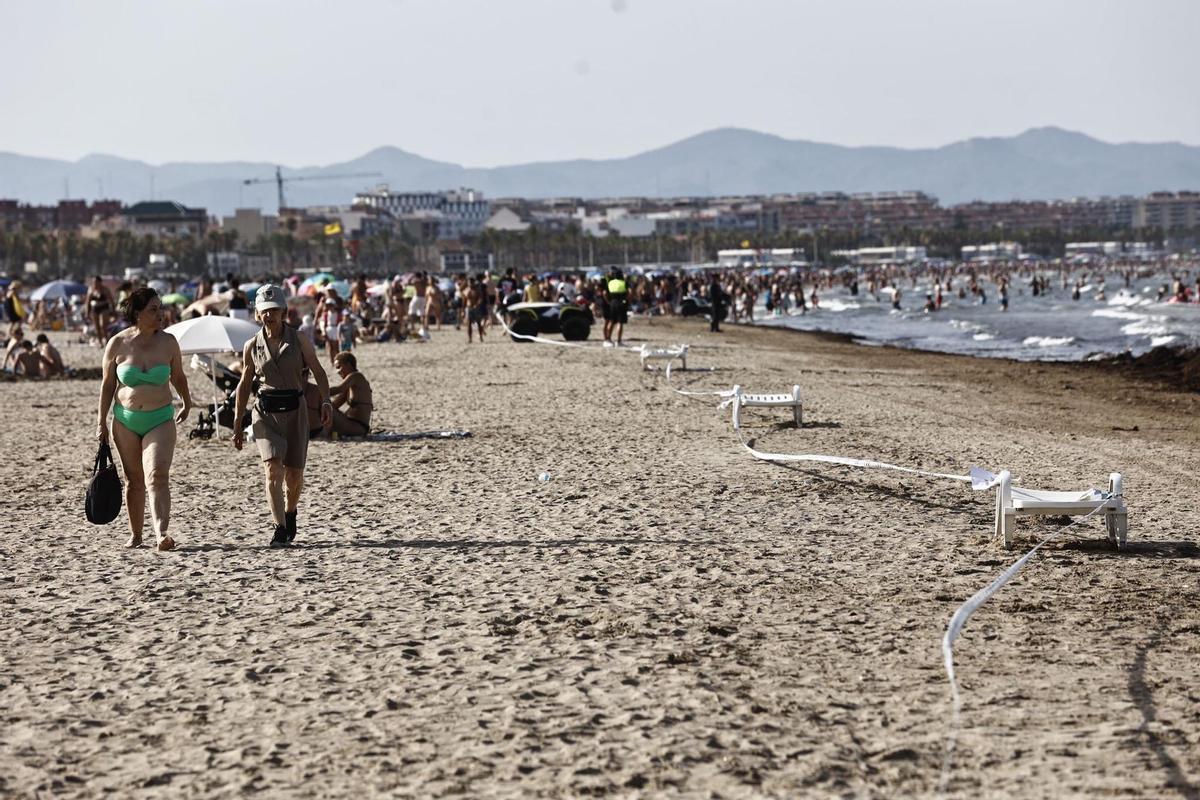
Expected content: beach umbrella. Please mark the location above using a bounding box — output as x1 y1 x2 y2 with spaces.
328 279 351 298
160 292 191 306
166 316 262 440
298 273 336 294
166 315 260 355
31 280 87 301
367 283 390 296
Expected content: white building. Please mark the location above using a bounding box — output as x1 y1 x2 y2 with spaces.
484 207 530 232
961 242 1022 262
833 246 927 265
353 187 490 240
717 248 808 268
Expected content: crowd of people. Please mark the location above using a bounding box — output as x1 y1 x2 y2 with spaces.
1 253 1193 551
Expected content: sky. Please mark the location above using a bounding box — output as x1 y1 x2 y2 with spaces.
2 0 1198 167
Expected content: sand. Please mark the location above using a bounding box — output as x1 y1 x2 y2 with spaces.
1 318 1198 798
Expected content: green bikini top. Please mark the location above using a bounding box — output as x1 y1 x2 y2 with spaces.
117 363 171 387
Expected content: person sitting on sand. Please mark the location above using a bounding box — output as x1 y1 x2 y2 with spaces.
35 334 63 377
11 340 42 376
329 352 372 437
3 327 25 371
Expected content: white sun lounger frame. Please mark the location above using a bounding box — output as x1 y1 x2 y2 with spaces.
730 384 803 428
995 470 1128 550
640 344 688 371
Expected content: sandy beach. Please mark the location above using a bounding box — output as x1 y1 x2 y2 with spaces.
2 317 1198 798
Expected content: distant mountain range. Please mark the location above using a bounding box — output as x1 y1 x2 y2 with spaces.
2 127 1198 217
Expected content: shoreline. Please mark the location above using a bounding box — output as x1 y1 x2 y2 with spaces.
729 317 1200 395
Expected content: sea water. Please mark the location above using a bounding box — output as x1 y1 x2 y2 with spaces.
753 277 1200 362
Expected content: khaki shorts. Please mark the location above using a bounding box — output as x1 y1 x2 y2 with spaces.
252 405 309 469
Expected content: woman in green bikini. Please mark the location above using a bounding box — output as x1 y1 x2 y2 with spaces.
97 288 194 550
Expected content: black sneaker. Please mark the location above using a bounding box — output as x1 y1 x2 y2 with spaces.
285 511 297 543
269 524 289 548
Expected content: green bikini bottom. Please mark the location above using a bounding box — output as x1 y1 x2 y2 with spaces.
114 404 174 437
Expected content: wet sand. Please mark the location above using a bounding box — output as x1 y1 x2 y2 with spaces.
1 318 1198 798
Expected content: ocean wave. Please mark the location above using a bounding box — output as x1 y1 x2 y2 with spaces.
1122 320 1168 336
1093 308 1143 321
1151 335 1178 347
972 332 996 341
1022 336 1076 347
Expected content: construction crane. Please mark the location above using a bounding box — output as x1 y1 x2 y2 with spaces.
243 166 382 212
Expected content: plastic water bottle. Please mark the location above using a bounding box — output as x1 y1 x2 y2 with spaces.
538 471 551 482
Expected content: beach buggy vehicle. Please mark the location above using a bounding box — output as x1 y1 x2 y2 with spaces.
505 301 594 343
679 295 728 322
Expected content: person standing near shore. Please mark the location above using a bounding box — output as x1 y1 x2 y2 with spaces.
233 285 332 548
604 269 629 345
97 288 194 550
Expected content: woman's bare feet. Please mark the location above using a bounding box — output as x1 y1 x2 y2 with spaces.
125 533 143 548
156 535 176 552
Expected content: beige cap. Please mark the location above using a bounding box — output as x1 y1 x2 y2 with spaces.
255 284 287 311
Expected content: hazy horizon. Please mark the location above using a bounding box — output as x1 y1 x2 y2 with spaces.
3 125 1198 171
2 0 1197 167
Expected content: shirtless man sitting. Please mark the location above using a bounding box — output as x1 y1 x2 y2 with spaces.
35 334 64 377
329 351 372 437
11 340 43 376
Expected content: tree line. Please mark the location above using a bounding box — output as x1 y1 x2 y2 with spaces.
1 222 1192 280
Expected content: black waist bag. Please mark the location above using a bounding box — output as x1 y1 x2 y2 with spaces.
85 442 123 525
258 389 302 413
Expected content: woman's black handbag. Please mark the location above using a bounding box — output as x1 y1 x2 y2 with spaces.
85 442 123 525
257 389 302 413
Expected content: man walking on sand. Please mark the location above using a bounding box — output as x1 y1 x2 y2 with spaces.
233 285 332 548
465 275 486 343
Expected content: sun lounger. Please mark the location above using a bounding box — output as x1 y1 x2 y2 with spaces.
995 470 1127 550
640 344 688 371
730 384 803 429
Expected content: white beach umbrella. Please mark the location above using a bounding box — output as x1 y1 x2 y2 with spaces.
30 280 87 301
166 316 261 440
166 315 261 355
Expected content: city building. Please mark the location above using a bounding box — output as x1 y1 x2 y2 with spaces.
832 246 927 264
484 207 531 232
1135 191 1200 230
717 248 808 268
0 199 122 231
220 208 278 248
123 201 207 238
961 242 1023 262
353 187 490 240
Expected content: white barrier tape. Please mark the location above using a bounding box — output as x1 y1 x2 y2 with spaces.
663 359 735 398
937 500 1109 792
735 425 981 484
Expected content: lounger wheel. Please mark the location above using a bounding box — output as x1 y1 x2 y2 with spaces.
560 313 590 341
509 312 538 342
